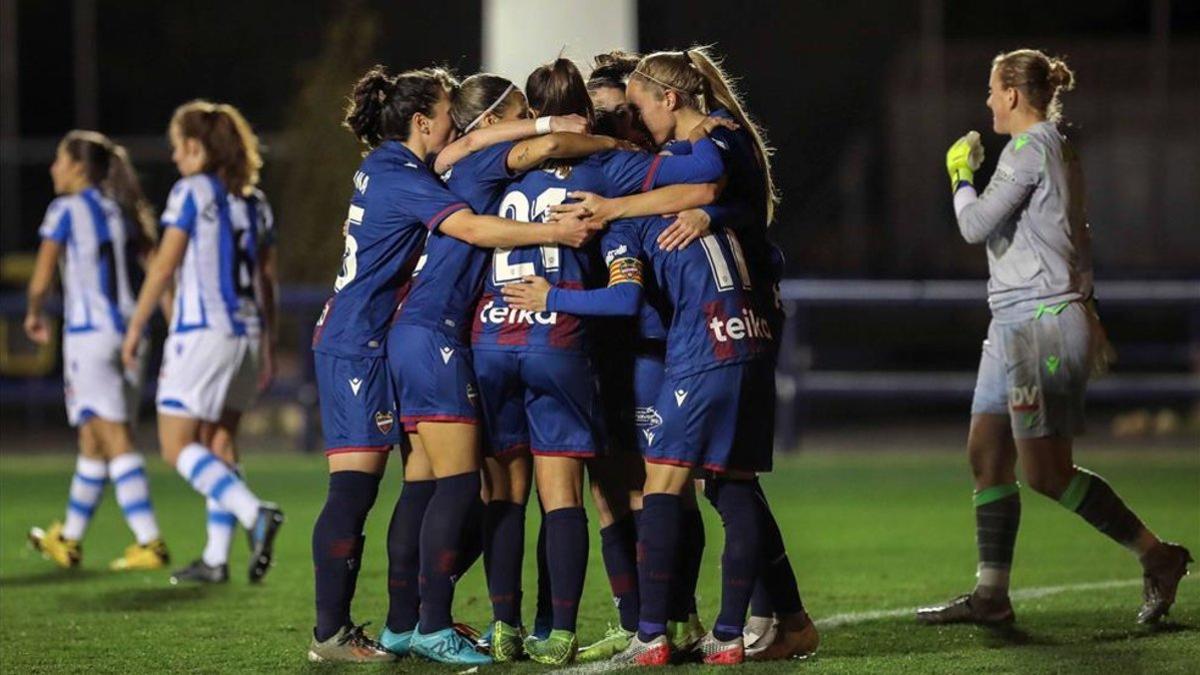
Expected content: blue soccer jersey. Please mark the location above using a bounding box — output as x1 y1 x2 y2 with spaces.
39 188 138 334
161 174 274 337
392 141 514 341
666 109 784 325
471 146 722 354
550 217 772 377
312 141 470 358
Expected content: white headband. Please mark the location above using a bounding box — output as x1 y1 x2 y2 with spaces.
462 83 516 134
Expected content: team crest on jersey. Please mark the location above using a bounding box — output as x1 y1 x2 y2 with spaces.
1009 385 1040 412
374 410 395 434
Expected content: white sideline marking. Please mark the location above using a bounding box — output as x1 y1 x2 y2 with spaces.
817 577 1145 628
555 576 1188 673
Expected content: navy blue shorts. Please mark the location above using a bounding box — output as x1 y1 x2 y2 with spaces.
596 346 666 456
388 323 479 433
646 359 774 473
473 349 604 458
313 351 399 454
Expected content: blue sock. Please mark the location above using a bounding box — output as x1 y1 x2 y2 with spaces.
453 496 485 579
544 506 589 633
599 513 640 632
484 500 526 626
707 478 763 641
669 506 705 622
534 515 552 636
418 471 482 633
637 493 682 641
754 483 804 616
312 471 380 642
386 479 434 634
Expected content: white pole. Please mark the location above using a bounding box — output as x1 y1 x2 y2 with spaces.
482 0 637 83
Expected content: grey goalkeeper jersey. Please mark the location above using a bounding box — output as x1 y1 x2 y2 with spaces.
957 121 1093 323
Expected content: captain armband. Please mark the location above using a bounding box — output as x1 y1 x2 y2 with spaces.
607 257 643 286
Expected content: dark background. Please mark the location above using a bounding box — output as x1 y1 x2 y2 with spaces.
1 0 1196 442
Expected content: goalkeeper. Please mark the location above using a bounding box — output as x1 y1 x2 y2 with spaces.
917 49 1191 627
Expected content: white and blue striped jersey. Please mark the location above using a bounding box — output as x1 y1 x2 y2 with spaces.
39 187 137 334
161 173 274 338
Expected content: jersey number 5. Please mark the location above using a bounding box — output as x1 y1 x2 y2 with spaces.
334 204 364 292
492 188 567 284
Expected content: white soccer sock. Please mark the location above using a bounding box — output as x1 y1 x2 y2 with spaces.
203 497 236 566
62 456 107 541
109 452 161 545
175 443 260 529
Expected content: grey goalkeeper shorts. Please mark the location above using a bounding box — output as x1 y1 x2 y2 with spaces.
970 301 1095 439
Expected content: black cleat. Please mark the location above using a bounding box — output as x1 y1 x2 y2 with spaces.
916 592 1015 625
170 559 229 584
1138 541 1193 624
247 503 284 584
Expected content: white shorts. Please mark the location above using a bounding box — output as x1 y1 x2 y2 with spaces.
156 331 259 422
63 331 140 427
971 302 1092 439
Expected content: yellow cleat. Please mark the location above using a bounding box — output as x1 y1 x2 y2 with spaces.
28 522 82 569
109 539 171 571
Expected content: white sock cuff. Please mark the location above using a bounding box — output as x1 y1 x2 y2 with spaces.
108 452 145 480
76 456 107 480
976 564 1011 590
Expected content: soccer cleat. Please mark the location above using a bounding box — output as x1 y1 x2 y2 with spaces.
695 631 745 665
749 611 820 661
1138 541 1193 624
247 503 284 583
915 592 1015 625
578 624 634 661
410 625 492 665
668 612 706 654
170 559 229 584
308 624 396 663
488 620 525 662
378 626 413 657
109 539 170 571
476 622 493 651
610 633 670 666
28 523 81 569
743 615 778 658
525 628 577 666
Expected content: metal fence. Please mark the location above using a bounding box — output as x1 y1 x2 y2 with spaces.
2 280 1197 451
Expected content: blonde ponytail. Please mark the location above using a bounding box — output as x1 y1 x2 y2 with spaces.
634 46 779 224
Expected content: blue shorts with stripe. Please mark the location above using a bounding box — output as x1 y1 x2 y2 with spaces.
473 349 604 458
645 359 774 473
313 351 399 454
388 323 479 432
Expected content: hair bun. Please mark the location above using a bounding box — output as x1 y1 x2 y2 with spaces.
1048 58 1075 92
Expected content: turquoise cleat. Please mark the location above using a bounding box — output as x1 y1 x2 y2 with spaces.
378 627 413 657
411 625 493 665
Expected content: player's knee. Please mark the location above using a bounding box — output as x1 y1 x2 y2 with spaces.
1025 469 1069 499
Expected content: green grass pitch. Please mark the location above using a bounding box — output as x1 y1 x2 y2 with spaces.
1 442 1197 673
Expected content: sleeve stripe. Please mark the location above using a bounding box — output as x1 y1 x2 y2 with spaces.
641 155 664 192
427 202 471 231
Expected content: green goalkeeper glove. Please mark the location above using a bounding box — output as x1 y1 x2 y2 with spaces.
946 131 984 192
